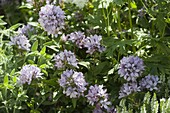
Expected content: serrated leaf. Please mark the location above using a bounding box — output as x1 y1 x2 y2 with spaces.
140 104 146 113
151 93 158 113
160 98 165 113
143 92 151 104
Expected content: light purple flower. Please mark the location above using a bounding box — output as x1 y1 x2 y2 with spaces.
17 24 34 37
106 106 117 113
119 82 140 99
139 74 160 91
67 31 86 48
54 49 79 69
9 34 31 51
86 84 114 113
18 65 43 85
93 103 104 113
38 4 65 37
118 56 145 81
59 69 88 98
84 35 105 54
86 85 110 107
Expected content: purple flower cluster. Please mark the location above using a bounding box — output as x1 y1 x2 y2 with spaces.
59 69 88 98
54 49 78 69
119 82 140 99
118 56 145 81
9 34 31 51
86 85 111 111
17 24 34 37
38 4 65 37
84 35 105 54
139 74 160 91
65 32 105 54
18 65 43 85
67 31 86 49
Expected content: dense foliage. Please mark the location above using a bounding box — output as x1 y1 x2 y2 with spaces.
0 0 170 113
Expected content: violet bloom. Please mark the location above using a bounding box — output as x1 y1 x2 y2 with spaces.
9 34 31 51
84 35 105 54
139 74 160 91
119 82 140 99
86 85 111 109
18 24 34 37
118 56 145 81
59 69 88 98
18 65 43 85
38 4 65 37
67 31 86 48
54 50 79 69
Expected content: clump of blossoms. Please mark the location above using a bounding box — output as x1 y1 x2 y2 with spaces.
119 82 140 99
139 74 160 91
9 34 31 51
84 35 106 54
18 65 43 85
17 24 34 37
59 69 88 98
118 56 145 81
38 4 65 37
86 85 112 112
67 31 86 48
54 49 78 69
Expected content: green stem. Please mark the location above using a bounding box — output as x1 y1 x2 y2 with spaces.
13 97 19 113
102 3 112 37
5 105 9 113
161 24 166 38
117 7 122 38
128 0 133 38
1 93 9 113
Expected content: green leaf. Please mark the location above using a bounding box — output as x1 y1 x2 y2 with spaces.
78 61 90 68
30 110 41 113
130 1 137 9
40 46 46 55
27 22 40 27
113 0 125 5
31 40 38 52
0 19 7 26
143 92 151 104
10 69 15 76
151 93 158 113
140 104 146 113
3 74 8 87
72 98 77 108
9 23 22 30
160 98 165 113
165 98 170 112
92 61 109 76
